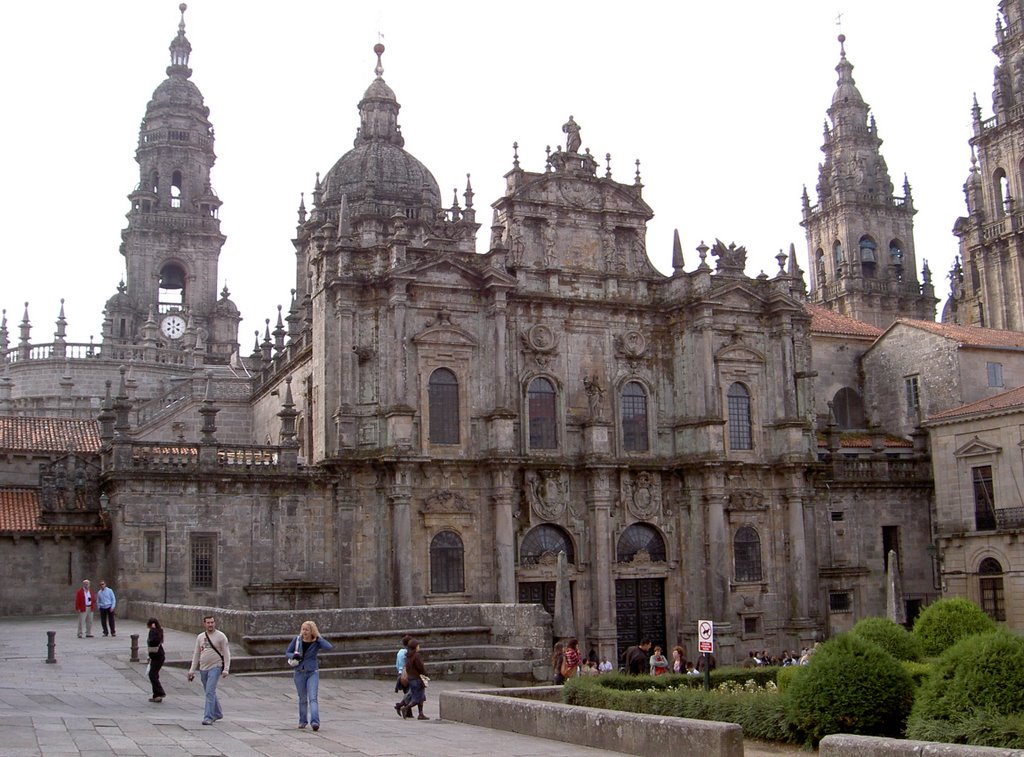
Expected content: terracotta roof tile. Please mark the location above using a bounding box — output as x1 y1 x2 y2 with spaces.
0 488 108 534
816 432 913 449
927 384 1024 422
895 318 1024 350
805 304 882 339
0 417 100 454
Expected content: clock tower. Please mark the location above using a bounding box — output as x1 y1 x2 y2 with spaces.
102 4 240 360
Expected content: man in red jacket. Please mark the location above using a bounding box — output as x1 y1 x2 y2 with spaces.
75 579 94 638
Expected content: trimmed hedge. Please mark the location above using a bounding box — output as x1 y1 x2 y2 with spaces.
786 633 914 746
850 616 922 661
592 666 777 692
909 630 1024 730
562 674 797 744
912 598 995 657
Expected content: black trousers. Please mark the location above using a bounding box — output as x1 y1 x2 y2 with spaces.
99 608 116 636
149 651 166 697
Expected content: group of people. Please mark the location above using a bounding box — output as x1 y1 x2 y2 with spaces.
551 638 719 680
392 635 430 720
73 578 117 638
742 647 817 667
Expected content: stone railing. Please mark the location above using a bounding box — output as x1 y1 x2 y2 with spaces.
117 443 285 473
828 458 931 483
996 506 1024 530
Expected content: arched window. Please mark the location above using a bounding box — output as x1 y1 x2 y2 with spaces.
815 248 826 284
994 168 1010 217
150 170 160 194
528 377 557 449
158 262 187 307
428 368 459 444
734 526 763 582
621 382 649 452
520 524 574 565
429 531 464 594
979 557 1006 621
833 240 844 274
859 235 877 278
171 170 183 209
832 387 865 430
889 240 904 265
616 523 666 563
727 382 753 450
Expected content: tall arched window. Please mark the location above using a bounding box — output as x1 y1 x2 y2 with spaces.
734 526 763 582
528 377 557 449
994 168 1010 217
833 240 844 274
616 523 666 563
727 382 753 450
979 557 1006 621
428 368 460 444
171 170 184 209
429 530 465 594
520 524 574 565
622 382 649 452
859 235 877 278
832 387 866 430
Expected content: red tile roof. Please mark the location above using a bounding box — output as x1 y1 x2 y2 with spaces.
894 318 1024 349
816 432 913 449
0 488 108 534
0 416 100 454
805 304 883 339
927 384 1024 422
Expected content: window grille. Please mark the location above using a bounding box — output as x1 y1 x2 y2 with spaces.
973 465 996 530
528 378 557 449
727 383 753 450
428 368 460 444
734 526 762 582
429 531 465 594
190 533 216 589
616 523 666 563
621 382 649 451
520 525 574 565
979 557 1006 621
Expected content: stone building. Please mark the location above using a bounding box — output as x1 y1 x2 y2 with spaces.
802 36 937 329
0 7 947 661
947 0 1024 330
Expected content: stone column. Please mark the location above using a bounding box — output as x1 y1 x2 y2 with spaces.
389 464 413 606
587 466 618 660
491 466 516 603
492 293 508 406
705 481 728 620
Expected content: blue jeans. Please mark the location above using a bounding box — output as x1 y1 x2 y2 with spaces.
294 669 321 725
200 667 223 722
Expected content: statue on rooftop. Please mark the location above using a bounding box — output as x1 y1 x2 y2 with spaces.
562 116 581 154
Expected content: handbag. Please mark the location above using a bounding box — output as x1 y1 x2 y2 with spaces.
399 667 409 687
560 659 575 678
421 675 430 688
287 635 301 667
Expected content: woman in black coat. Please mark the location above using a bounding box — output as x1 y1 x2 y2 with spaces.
146 617 166 702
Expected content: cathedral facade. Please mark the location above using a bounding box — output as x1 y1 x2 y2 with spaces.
1 7 954 661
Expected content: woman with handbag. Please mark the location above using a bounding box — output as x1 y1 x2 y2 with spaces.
285 620 333 731
146 617 166 703
398 639 429 720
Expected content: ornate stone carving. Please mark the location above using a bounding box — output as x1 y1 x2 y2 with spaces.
615 330 648 371
711 239 747 273
624 471 660 520
727 488 767 511
520 324 559 367
526 469 568 520
562 116 581 154
423 489 472 513
583 375 605 422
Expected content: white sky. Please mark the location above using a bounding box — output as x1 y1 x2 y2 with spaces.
0 2 999 345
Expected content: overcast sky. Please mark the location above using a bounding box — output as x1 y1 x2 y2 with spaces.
0 2 999 345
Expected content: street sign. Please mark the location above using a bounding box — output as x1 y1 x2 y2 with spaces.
698 619 714 653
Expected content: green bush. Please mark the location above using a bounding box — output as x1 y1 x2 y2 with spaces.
850 616 922 661
593 666 777 692
900 660 933 689
912 598 996 657
786 633 915 745
907 711 1024 749
561 675 797 744
909 630 1024 727
775 665 803 693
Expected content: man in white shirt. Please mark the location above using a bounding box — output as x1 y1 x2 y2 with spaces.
187 615 231 725
96 581 117 637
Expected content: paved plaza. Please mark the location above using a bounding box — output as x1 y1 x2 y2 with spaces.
0 615 804 756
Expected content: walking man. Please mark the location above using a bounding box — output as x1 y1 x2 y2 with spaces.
96 580 117 637
75 579 94 638
187 615 231 725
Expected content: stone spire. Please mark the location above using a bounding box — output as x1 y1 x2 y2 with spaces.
167 3 192 77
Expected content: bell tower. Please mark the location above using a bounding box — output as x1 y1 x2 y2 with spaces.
103 3 239 360
801 35 937 329
947 0 1024 330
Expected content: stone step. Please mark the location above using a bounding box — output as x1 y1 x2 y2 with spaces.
232 658 547 686
240 625 493 655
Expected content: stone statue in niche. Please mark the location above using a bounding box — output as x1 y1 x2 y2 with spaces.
542 222 557 267
509 218 524 267
583 375 605 422
526 469 567 520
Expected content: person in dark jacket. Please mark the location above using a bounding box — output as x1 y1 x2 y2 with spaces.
397 639 429 720
285 620 334 731
146 617 166 702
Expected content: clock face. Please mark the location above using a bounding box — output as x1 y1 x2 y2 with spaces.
161 314 186 340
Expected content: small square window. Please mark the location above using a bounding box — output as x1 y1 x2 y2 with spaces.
829 591 852 613
987 362 1004 388
830 511 844 522
743 616 759 635
190 533 217 590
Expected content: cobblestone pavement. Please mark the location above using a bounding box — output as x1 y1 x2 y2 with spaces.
0 615 807 756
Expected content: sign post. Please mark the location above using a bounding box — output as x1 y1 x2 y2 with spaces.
698 619 714 691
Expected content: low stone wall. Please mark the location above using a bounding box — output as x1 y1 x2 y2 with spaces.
819 734 1024 756
125 601 549 654
439 686 744 757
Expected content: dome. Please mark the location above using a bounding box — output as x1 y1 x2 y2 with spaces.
321 141 442 214
147 77 210 121
831 55 864 107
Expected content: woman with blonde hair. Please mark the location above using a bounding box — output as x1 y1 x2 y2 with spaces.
285 620 333 731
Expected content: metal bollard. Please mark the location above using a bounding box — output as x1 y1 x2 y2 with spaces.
46 630 56 664
130 633 140 662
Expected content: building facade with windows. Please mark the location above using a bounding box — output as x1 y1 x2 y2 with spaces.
0 8 951 657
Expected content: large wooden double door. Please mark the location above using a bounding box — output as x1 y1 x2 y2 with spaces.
615 578 666 663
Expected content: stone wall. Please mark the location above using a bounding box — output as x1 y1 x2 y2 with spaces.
0 534 111 615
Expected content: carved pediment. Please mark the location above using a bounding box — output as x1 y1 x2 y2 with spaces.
714 341 766 365
413 308 477 347
423 489 472 513
955 436 1002 458
726 488 768 511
